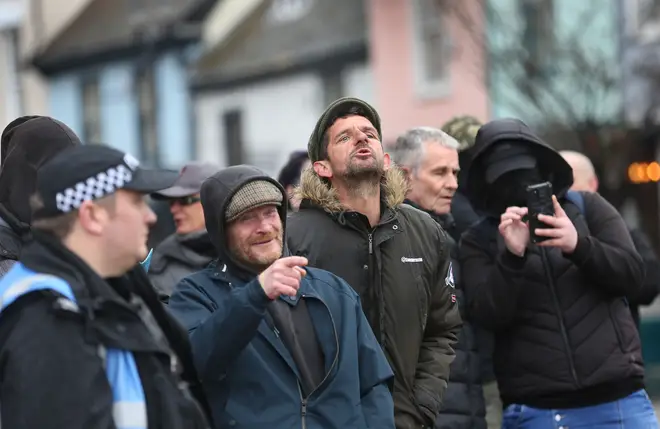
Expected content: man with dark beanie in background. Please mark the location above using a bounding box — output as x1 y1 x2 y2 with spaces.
277 150 310 211
288 97 461 429
0 116 81 276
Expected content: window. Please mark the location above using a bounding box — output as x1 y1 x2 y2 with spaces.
266 0 313 25
519 0 554 77
411 0 452 98
223 110 244 166
81 76 101 144
136 67 159 166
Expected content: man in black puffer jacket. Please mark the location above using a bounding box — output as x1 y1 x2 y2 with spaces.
459 118 657 427
388 126 486 429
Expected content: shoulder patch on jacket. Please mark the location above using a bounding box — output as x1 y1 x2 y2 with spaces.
445 263 455 289
445 262 457 304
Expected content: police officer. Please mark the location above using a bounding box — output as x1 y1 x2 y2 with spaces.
0 144 210 429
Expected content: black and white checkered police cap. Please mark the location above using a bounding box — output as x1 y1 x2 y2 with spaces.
33 144 178 220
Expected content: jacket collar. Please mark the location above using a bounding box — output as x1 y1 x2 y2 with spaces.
0 217 22 261
0 203 29 237
20 230 131 306
403 199 455 229
150 230 215 273
295 166 408 213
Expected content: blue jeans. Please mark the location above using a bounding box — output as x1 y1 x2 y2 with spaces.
502 390 659 429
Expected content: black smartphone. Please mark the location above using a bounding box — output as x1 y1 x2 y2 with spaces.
526 181 554 244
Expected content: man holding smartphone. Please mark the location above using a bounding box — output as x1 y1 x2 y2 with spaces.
458 118 658 428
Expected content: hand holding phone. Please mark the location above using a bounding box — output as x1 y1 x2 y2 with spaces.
534 195 579 254
526 182 554 244
499 206 530 256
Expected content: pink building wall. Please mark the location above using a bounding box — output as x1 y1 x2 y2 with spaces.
367 0 490 142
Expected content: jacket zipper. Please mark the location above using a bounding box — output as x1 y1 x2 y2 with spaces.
297 296 340 429
540 248 580 387
367 231 386 346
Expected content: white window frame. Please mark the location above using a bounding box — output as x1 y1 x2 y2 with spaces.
410 0 452 100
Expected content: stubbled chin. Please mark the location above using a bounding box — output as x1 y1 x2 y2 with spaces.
250 242 282 263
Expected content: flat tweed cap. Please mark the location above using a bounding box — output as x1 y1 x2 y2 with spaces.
226 180 283 223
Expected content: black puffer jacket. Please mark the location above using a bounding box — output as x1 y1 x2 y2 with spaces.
459 119 645 409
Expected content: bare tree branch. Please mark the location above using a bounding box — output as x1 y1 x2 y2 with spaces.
446 0 620 148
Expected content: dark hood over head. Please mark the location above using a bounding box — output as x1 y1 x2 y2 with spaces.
0 116 81 231
464 118 573 215
201 165 288 279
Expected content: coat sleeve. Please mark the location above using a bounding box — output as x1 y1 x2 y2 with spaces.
353 291 395 428
167 275 272 381
628 228 660 306
564 192 644 298
0 293 115 429
413 225 462 426
459 221 529 331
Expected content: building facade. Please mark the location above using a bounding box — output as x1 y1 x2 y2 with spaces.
366 0 489 142
30 0 208 168
191 0 374 177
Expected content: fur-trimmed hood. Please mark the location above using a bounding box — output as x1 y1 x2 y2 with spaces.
295 166 409 213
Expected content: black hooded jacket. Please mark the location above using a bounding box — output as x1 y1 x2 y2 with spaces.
459 119 645 409
0 116 81 275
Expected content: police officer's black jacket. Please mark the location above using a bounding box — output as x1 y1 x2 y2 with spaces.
0 231 211 428
287 167 462 429
459 119 645 410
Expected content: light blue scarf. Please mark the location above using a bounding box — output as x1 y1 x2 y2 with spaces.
140 248 153 272
0 264 148 429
